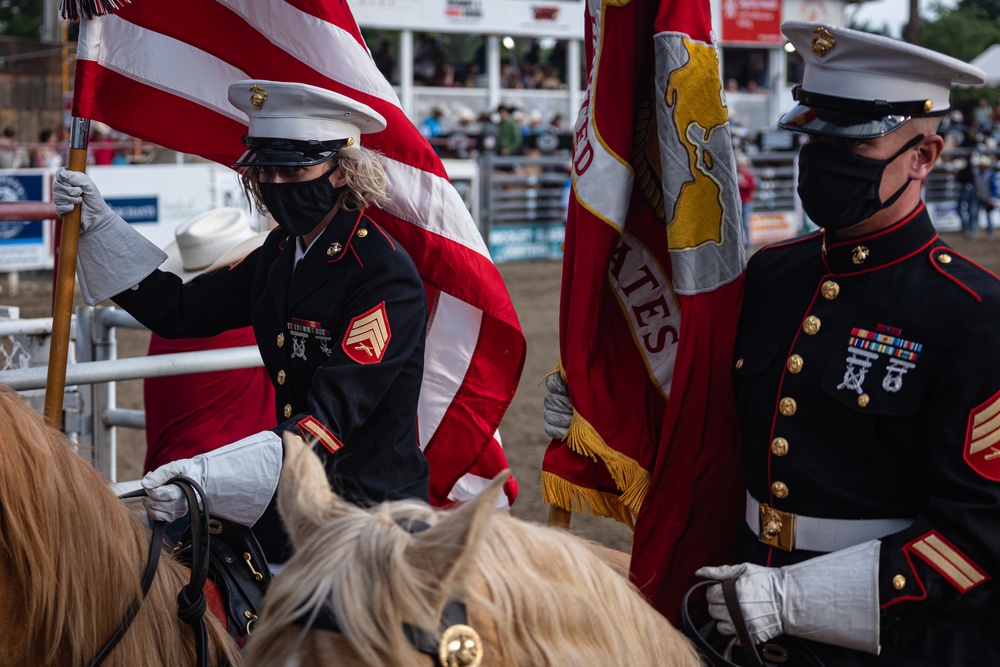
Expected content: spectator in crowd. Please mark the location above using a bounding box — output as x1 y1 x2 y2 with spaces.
973 96 994 136
523 109 545 138
974 152 997 239
31 128 63 169
940 110 968 149
736 151 757 250
419 105 446 149
89 122 116 166
497 104 523 157
956 149 980 239
0 127 28 169
444 107 477 160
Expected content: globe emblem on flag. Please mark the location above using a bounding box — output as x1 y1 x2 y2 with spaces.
0 175 28 240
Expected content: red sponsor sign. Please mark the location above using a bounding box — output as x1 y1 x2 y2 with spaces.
721 0 783 45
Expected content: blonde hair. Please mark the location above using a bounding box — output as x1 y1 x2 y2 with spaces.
239 145 388 215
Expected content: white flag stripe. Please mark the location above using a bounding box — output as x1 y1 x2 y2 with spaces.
419 292 482 447
380 157 492 257
218 0 401 105
80 17 248 125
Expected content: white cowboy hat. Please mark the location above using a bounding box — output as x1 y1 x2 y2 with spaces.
161 208 266 283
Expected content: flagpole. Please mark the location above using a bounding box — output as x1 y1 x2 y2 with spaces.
43 116 90 429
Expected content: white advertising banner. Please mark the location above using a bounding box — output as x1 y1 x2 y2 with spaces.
351 0 585 37
0 164 261 274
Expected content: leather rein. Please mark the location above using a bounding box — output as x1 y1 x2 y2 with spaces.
681 579 765 667
89 476 214 667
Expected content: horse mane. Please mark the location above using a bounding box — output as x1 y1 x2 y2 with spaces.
246 435 701 666
0 386 240 667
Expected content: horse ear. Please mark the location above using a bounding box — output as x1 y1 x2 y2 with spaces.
277 431 346 548
405 471 509 589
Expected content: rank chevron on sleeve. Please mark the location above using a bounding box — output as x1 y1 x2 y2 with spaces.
343 302 392 364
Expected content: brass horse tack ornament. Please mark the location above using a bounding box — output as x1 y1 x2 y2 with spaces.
439 624 484 667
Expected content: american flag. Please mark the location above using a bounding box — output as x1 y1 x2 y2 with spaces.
67 0 526 507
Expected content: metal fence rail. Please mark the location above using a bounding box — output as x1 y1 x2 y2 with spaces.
0 305 264 481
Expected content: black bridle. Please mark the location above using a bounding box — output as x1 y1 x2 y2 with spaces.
291 518 482 667
89 477 213 667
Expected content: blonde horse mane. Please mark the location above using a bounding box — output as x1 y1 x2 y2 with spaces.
246 434 702 666
0 386 240 667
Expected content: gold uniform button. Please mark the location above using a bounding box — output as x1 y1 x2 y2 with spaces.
892 574 906 590
277 333 285 348
779 397 797 416
277 370 286 385
937 253 952 264
735 358 744 370
357 228 368 238
802 316 821 335
857 393 870 408
771 481 789 499
786 354 804 374
283 404 292 418
821 280 840 300
771 437 789 456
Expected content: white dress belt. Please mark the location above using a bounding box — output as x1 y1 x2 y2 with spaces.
745 490 914 553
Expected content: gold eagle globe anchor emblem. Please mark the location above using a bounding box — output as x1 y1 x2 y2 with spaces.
249 84 267 110
811 27 836 57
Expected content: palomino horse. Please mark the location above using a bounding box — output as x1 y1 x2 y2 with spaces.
0 386 241 667
245 434 703 666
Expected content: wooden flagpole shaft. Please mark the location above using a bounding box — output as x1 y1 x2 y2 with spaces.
548 505 572 530
43 117 90 429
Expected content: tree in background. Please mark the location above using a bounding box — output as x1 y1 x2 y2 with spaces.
0 0 43 38
923 2 1000 63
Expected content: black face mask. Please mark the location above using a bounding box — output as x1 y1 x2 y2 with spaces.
259 167 345 237
797 134 925 230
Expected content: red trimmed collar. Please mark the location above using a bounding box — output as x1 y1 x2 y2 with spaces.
821 204 938 275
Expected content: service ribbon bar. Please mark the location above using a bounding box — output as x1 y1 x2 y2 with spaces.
850 327 922 362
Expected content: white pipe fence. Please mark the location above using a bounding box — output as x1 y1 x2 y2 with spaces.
0 305 264 481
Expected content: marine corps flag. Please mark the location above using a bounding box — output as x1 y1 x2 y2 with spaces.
541 0 746 621
64 0 525 508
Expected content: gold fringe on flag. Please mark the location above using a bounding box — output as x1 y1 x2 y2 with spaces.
542 364 652 524
540 471 635 528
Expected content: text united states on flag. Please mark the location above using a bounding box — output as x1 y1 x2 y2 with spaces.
70 0 526 507
541 0 746 621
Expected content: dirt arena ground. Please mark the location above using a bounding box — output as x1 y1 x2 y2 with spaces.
4 230 998 553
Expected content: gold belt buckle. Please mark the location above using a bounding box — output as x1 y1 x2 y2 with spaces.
758 503 796 551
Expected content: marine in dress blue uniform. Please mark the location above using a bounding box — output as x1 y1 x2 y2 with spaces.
55 80 430 564
695 23 1000 666
115 203 429 562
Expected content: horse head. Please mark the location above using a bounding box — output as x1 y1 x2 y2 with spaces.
0 385 240 667
246 433 702 666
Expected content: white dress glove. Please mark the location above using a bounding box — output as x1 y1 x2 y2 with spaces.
52 168 166 305
543 372 574 439
696 539 881 654
141 431 283 526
